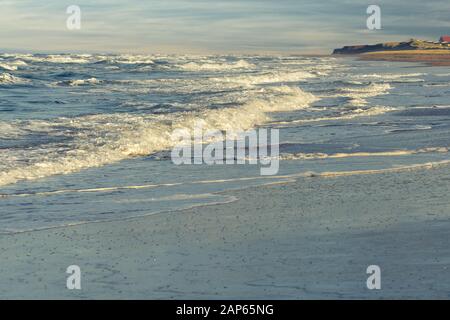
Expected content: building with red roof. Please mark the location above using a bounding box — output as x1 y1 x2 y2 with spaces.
440 35 450 43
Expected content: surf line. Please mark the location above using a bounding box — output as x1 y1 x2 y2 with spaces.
0 176 286 199
1 159 449 199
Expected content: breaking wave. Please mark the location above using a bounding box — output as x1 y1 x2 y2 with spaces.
331 83 392 106
0 73 30 85
54 77 102 86
0 86 317 186
215 70 317 86
179 59 255 71
0 60 27 71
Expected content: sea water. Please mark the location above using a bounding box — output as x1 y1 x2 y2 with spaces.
0 53 449 232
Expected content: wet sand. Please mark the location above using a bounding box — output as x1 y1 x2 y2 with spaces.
0 165 449 299
360 50 450 66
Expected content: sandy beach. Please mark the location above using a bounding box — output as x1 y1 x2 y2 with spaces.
3 1 450 304
1 164 449 299
1 49 450 301
360 50 450 66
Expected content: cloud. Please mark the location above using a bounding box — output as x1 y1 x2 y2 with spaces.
0 0 448 53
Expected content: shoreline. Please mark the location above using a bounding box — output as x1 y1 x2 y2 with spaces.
0 164 449 299
2 158 449 235
1 52 449 299
358 50 450 66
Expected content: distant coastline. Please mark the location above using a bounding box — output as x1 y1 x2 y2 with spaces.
333 38 450 66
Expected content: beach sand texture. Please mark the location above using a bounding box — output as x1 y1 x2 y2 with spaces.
0 165 449 299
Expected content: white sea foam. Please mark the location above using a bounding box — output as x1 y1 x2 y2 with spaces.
180 59 255 71
0 63 17 71
3 156 449 200
0 59 28 71
55 77 102 86
353 73 426 80
329 83 392 106
0 73 29 85
315 160 450 178
102 54 156 65
0 122 27 138
385 125 433 133
215 70 317 86
42 55 93 64
341 83 392 93
280 147 449 160
0 86 317 186
271 106 395 127
2 53 442 190
6 54 92 64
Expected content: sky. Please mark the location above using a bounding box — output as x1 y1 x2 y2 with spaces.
1 0 450 54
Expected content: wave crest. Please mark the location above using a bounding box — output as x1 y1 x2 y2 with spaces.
0 73 30 85
0 86 317 186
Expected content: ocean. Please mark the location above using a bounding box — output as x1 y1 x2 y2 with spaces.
1 53 450 233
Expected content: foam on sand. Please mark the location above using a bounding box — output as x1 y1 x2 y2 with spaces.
280 147 449 160
3 154 449 200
